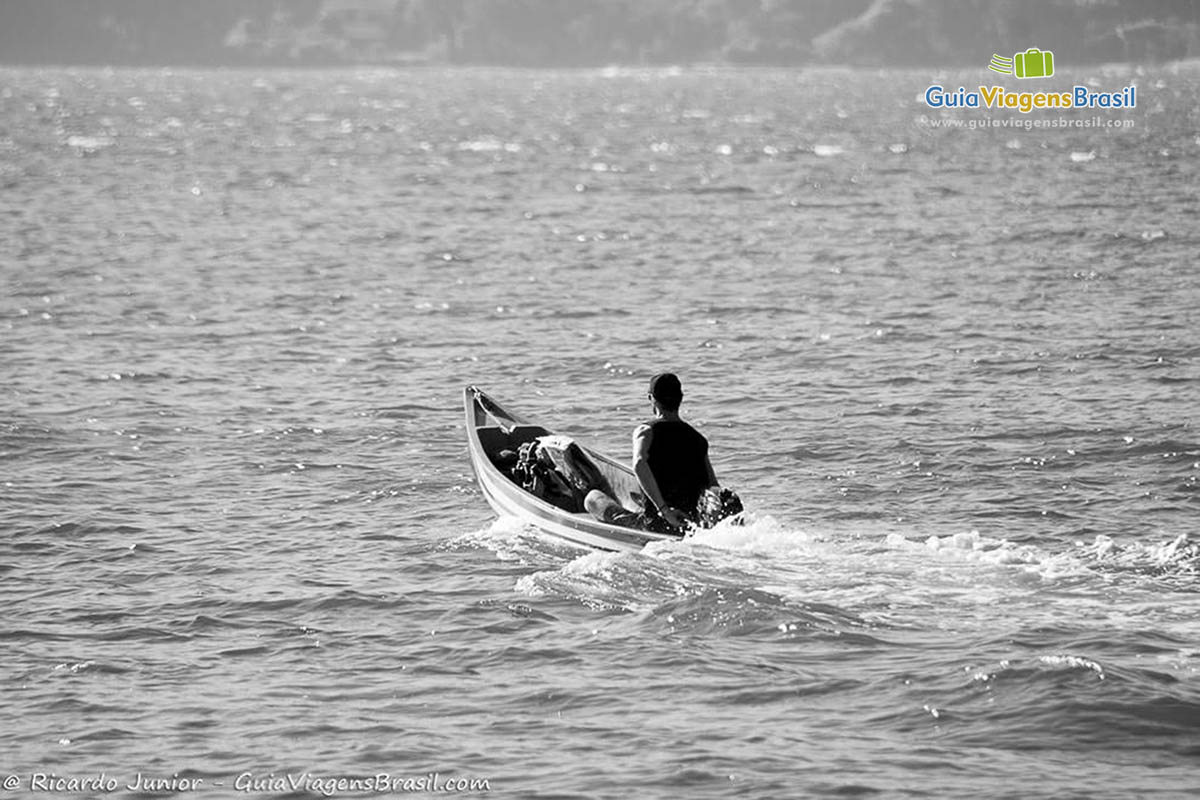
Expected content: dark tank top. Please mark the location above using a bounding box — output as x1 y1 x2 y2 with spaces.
645 419 709 512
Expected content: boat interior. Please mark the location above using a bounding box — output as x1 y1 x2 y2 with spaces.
475 424 551 461
474 421 644 512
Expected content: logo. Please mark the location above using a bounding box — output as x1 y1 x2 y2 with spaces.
922 46 1135 114
989 48 1055 79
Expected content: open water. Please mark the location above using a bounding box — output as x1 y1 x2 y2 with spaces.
2 64 1198 799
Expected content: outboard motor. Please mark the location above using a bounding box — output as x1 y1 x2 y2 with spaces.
697 487 744 528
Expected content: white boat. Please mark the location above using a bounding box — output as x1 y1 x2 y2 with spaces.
463 386 680 552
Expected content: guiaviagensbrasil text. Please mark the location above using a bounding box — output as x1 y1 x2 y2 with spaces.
925 85 1136 114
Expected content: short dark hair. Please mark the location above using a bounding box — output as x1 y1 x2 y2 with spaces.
649 373 683 411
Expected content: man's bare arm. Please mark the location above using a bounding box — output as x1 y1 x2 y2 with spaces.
632 424 666 511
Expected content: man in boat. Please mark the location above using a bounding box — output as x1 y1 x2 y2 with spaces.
585 373 719 533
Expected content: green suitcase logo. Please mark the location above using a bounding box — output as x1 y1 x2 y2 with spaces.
988 48 1055 79
1015 48 1054 78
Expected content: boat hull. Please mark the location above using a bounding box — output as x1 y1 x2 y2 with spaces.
463 386 676 552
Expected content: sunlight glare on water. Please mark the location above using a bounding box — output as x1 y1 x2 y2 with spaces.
1 64 1198 798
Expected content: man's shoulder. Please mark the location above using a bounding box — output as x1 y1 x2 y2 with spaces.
643 418 707 444
631 422 654 458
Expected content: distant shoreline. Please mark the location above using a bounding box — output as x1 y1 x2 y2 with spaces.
2 0 1196 73
2 58 1197 73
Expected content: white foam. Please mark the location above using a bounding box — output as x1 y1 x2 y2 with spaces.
1083 532 1197 576
889 528 1033 564
1038 654 1106 679
515 546 669 613
670 513 816 557
446 515 543 562
457 138 519 152
65 135 114 152
882 528 1092 586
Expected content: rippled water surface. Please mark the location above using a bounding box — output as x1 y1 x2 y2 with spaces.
2 65 1199 798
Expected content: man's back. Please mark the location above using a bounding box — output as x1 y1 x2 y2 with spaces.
642 418 709 513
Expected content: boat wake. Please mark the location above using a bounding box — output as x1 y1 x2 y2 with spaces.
460 512 1198 636
1084 532 1199 583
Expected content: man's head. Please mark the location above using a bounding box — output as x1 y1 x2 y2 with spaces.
648 372 683 412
